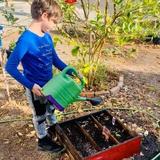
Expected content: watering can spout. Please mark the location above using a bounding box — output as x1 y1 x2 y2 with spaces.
76 96 87 101
76 96 103 106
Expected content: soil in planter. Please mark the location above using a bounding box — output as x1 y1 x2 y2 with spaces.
93 111 133 142
134 133 160 160
61 122 97 157
78 117 116 150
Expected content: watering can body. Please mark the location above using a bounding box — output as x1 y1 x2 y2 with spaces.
42 66 85 111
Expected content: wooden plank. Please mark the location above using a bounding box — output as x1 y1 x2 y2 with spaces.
74 121 101 151
55 124 82 160
91 115 119 144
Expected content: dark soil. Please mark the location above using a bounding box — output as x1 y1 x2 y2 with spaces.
134 133 160 160
94 111 133 142
61 122 97 157
78 117 116 150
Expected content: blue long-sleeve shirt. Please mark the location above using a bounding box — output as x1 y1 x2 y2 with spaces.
5 30 67 89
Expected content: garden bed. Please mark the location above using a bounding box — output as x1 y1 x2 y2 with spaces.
53 109 141 160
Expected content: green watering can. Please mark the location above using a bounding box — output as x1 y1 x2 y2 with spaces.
42 66 102 111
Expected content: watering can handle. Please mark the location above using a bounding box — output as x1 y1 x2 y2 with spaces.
62 66 85 88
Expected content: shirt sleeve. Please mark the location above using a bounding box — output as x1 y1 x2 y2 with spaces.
5 38 34 89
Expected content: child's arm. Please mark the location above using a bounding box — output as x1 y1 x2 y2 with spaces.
5 39 34 90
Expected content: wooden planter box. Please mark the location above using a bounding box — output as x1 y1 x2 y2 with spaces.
52 109 141 160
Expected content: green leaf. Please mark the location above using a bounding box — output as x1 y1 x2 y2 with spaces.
71 46 80 56
69 39 78 46
53 36 62 46
83 65 91 74
114 0 123 5
9 41 16 51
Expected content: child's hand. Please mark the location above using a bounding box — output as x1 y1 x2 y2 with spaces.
32 84 42 96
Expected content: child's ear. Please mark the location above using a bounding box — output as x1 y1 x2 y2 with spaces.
41 12 48 20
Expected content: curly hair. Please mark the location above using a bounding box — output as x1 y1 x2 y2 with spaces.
31 0 62 20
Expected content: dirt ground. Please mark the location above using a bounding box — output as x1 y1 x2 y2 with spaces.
0 36 160 160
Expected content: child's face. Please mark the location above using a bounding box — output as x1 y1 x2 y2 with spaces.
41 12 59 33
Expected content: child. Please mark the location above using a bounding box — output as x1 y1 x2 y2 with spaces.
5 0 68 153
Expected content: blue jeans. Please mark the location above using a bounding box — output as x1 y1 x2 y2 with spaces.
26 88 57 139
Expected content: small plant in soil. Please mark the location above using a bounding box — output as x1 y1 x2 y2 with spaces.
94 112 133 142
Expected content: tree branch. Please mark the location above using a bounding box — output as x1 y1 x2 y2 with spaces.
80 0 88 20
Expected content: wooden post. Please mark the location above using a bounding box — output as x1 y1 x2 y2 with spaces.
0 24 11 101
5 0 13 7
0 49 11 101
